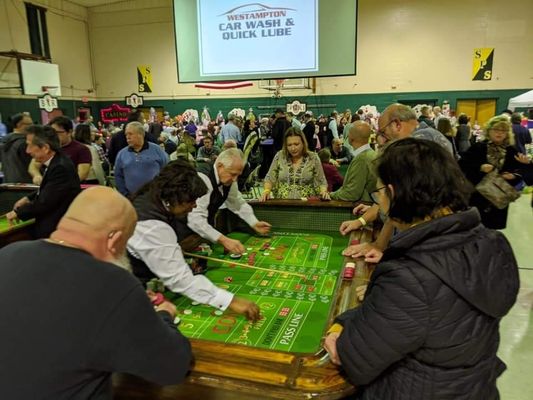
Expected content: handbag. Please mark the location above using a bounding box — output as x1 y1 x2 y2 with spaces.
475 170 521 209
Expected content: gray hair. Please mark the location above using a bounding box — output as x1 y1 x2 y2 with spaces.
216 148 243 168
126 121 145 136
387 104 417 122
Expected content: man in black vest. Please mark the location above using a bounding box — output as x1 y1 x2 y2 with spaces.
185 148 271 255
127 160 261 321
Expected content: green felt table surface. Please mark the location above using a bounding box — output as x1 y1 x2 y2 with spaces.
167 229 347 354
0 216 34 234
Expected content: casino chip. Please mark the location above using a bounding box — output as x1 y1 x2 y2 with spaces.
246 247 253 251
183 309 193 315
263 252 270 256
214 310 223 316
191 301 200 306
230 253 242 259
174 317 181 325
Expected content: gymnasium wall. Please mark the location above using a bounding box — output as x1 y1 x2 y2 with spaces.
0 0 95 100
88 0 533 100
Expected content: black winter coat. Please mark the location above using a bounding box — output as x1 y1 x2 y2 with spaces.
335 208 519 400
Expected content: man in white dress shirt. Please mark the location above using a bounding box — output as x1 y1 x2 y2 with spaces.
185 148 271 255
127 160 261 321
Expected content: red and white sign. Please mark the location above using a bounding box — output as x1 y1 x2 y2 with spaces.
38 94 59 113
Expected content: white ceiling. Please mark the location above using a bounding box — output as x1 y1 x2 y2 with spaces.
68 0 126 7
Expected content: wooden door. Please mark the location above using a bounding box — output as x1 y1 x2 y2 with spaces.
475 99 496 127
456 100 477 123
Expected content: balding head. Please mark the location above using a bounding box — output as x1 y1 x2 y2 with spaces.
50 187 137 268
349 121 372 147
378 104 418 142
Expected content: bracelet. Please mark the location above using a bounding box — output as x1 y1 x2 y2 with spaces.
357 216 367 226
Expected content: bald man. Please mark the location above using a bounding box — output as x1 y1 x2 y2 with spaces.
330 121 377 202
0 187 192 398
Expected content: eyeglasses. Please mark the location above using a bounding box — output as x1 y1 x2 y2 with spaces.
370 186 387 204
376 119 396 142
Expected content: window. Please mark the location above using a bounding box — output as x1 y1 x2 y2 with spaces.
25 3 50 59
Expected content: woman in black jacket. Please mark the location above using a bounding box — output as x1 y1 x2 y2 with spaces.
324 138 519 400
459 115 530 229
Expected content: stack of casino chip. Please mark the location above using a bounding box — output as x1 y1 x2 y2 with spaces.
343 262 356 280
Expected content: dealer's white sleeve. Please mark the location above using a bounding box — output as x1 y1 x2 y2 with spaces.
128 220 233 310
225 182 259 227
187 174 223 243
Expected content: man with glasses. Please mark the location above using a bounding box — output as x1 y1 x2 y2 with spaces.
0 112 33 183
341 104 453 263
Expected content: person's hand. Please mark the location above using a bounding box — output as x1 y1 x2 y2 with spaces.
363 248 383 263
254 221 272 235
353 204 370 215
219 236 245 254
260 190 271 202
356 285 367 302
500 172 516 180
32 175 43 185
480 164 494 173
339 219 362 236
343 242 383 263
14 196 30 210
320 191 331 201
228 296 261 322
515 153 531 164
155 301 177 318
6 211 19 226
324 332 342 366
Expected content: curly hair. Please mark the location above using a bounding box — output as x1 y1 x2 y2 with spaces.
484 115 514 146
375 138 472 223
134 159 207 206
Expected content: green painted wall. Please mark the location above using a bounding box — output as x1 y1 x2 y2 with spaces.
0 88 528 123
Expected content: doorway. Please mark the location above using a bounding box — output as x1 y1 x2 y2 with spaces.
456 99 496 127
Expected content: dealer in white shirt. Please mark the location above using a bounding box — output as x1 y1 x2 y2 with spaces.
185 148 271 255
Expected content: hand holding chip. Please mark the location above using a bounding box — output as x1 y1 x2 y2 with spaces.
254 221 272 235
229 296 261 322
219 235 245 254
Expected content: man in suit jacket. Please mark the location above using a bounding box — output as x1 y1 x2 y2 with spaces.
6 125 80 239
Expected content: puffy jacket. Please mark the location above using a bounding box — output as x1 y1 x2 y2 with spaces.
336 208 519 400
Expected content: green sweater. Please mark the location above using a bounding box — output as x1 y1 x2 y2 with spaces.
330 147 377 202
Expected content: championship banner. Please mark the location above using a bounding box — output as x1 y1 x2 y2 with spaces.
472 48 494 81
137 65 153 92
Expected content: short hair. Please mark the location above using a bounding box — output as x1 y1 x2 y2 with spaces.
282 127 309 160
317 148 331 162
510 113 522 124
26 124 61 153
332 138 342 146
216 147 243 168
351 114 361 123
133 159 207 206
74 124 91 144
223 139 237 150
127 110 143 123
49 116 73 132
375 138 471 224
10 113 25 129
349 121 372 142
458 113 469 125
385 104 417 122
203 135 213 143
126 121 145 136
420 106 431 116
484 115 514 146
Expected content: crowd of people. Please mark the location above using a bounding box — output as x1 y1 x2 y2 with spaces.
0 102 532 398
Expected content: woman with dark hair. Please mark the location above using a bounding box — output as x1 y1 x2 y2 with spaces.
261 127 328 200
456 113 472 153
324 138 519 400
437 117 459 159
74 124 106 185
459 115 530 229
127 160 260 322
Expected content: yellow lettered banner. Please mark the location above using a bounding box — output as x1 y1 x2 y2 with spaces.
472 48 494 81
137 65 152 92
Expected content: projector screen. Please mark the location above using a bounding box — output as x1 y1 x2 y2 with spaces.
173 0 357 82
